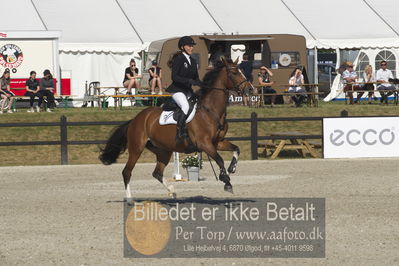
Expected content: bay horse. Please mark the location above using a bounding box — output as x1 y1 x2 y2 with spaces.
99 57 253 199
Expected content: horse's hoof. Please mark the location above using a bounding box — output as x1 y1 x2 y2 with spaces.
126 198 135 206
168 192 177 199
224 184 234 194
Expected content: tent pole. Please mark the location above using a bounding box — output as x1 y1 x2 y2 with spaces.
314 47 318 94
336 48 341 69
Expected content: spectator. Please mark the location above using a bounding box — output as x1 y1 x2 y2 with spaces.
123 59 141 95
148 60 163 94
25 71 40 112
342 62 361 105
242 84 251 106
0 69 15 113
38 69 56 112
288 67 306 107
360 65 376 104
258 66 276 106
376 60 395 104
239 54 253 83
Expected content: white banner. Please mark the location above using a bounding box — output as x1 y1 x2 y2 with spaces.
323 117 399 158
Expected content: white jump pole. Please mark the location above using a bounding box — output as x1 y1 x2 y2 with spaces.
173 152 182 180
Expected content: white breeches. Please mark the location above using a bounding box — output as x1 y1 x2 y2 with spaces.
172 92 190 115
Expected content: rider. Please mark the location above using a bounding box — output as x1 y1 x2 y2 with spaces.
166 36 201 142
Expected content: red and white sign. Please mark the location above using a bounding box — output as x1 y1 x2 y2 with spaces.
0 43 23 69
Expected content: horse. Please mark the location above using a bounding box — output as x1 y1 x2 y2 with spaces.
99 57 253 199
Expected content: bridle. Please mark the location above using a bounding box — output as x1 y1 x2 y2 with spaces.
207 66 249 94
199 64 248 123
226 66 249 92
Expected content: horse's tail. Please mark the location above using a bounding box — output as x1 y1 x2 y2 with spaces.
99 119 132 165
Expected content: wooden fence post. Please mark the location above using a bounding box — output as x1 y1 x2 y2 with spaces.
250 112 258 160
60 115 68 165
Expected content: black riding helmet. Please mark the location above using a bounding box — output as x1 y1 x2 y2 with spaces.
178 36 196 49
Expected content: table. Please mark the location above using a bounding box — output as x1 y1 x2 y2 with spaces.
259 132 319 159
255 83 320 107
95 85 159 108
95 94 171 110
342 81 399 104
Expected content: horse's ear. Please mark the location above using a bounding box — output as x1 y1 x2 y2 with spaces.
234 57 239 65
221 56 227 65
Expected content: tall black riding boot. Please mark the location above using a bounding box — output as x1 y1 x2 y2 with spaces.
175 110 188 143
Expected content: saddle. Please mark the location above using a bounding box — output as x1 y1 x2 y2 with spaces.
162 95 197 118
159 95 198 125
159 95 200 153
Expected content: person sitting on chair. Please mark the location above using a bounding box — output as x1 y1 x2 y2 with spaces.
342 62 362 105
123 59 141 95
360 65 376 104
288 67 306 107
149 60 163 95
25 71 40 112
376 60 396 104
38 69 56 112
166 36 201 143
0 69 15 113
258 66 276 106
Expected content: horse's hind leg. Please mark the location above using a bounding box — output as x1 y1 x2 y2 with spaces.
217 139 240 174
122 137 146 201
146 142 175 198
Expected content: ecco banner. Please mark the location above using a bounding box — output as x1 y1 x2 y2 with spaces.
323 117 399 158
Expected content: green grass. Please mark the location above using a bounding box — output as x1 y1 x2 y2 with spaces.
1 101 399 166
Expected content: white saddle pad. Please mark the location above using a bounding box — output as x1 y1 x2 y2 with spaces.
159 103 197 125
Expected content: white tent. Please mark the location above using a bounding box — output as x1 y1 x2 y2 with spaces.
284 0 399 49
200 0 313 40
2 0 399 101
117 0 221 42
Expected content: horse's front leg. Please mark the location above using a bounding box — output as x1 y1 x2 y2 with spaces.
198 140 233 193
217 139 240 174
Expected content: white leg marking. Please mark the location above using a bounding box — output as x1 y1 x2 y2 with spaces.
233 151 239 161
126 183 132 199
162 177 175 193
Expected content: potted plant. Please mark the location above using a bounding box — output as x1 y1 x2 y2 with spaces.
181 154 203 181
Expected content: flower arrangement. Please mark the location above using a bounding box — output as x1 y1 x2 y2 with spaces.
181 154 203 169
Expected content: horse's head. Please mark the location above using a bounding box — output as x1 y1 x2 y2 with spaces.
221 57 254 94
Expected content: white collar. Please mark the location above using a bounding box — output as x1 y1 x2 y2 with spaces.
183 52 191 64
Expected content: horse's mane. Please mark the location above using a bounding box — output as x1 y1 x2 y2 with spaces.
200 58 232 94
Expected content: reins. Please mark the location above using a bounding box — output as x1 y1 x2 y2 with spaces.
207 154 219 181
